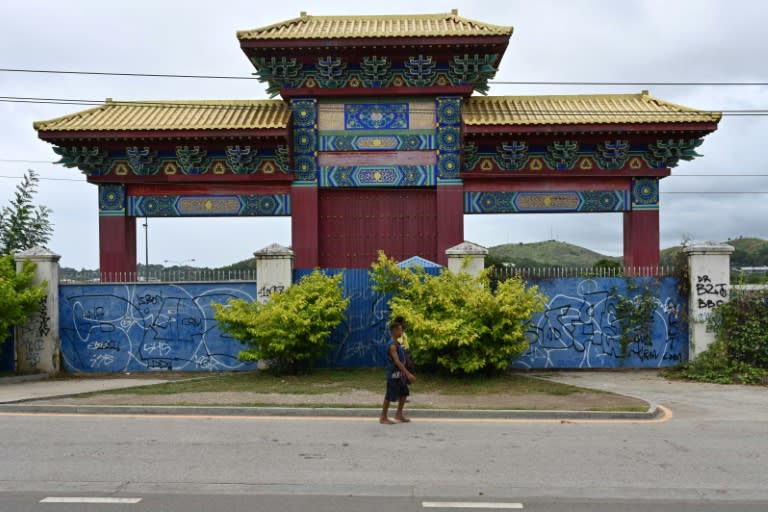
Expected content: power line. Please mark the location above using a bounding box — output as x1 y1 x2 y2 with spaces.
5 95 763 116
3 68 768 87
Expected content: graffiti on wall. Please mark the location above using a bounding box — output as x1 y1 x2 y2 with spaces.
17 294 51 370
59 283 258 372
514 277 686 369
693 274 728 325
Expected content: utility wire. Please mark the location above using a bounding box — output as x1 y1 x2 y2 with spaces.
3 68 768 87
4 95 762 116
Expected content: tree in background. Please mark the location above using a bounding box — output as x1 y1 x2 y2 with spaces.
0 170 53 256
0 170 52 355
213 270 349 374
371 252 548 375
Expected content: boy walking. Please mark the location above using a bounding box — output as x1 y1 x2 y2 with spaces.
380 320 416 424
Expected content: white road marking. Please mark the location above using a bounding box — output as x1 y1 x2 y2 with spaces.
422 502 523 509
40 497 142 504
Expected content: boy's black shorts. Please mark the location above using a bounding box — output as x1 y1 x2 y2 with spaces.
385 377 410 401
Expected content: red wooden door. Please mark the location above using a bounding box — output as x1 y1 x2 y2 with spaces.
318 189 437 268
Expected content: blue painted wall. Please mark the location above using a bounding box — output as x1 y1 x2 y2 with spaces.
57 273 687 372
59 283 258 372
516 277 686 369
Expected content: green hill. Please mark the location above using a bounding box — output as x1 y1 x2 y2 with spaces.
487 240 619 268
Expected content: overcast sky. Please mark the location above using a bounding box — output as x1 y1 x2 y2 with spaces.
2 0 766 269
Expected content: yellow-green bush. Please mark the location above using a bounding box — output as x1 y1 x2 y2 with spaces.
371 252 547 374
213 270 349 374
0 255 46 354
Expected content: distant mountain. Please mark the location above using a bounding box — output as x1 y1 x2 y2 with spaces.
660 237 768 268
487 240 619 268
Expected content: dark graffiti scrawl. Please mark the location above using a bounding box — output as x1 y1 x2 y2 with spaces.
59 283 258 372
514 277 686 369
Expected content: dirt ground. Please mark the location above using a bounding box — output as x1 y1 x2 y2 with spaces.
35 388 649 411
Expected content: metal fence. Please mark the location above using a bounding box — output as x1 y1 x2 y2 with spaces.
489 265 673 280
61 269 257 284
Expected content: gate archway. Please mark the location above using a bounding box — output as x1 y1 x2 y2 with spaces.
34 11 719 276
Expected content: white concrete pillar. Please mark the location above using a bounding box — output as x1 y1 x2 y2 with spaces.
14 247 61 374
446 241 488 277
684 242 734 359
254 243 294 304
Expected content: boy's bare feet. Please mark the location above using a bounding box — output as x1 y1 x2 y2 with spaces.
379 417 396 424
394 415 411 423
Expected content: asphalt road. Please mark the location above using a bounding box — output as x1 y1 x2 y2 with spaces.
0 371 765 511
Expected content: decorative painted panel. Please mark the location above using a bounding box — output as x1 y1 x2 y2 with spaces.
127 194 290 217
99 184 126 216
291 98 319 182
58 282 258 372
319 166 435 187
319 133 434 151
436 96 463 179
631 178 660 210
344 103 409 130
464 190 629 214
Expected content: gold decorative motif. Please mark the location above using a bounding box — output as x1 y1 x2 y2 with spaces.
629 157 643 169
162 161 180 175
480 158 494 171
529 158 543 170
260 161 276 174
211 161 228 175
578 157 593 170
113 162 130 176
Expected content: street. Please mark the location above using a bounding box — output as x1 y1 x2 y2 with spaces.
0 372 765 511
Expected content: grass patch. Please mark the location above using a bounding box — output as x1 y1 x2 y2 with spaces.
79 368 594 398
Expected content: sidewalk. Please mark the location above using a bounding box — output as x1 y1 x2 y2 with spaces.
0 372 665 420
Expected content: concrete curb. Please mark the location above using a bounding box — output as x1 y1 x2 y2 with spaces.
0 402 663 420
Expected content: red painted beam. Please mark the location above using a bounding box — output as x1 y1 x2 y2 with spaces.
125 183 292 196
280 85 474 98
318 151 436 167
38 128 288 142
463 122 719 136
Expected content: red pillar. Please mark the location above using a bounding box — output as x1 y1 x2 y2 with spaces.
291 184 319 268
99 216 137 280
435 181 464 266
623 209 660 271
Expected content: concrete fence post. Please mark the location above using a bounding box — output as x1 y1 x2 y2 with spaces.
254 243 294 304
683 241 734 360
446 241 488 277
14 247 61 374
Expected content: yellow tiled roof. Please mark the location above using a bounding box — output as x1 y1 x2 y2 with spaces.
34 99 290 132
237 11 513 40
463 92 722 126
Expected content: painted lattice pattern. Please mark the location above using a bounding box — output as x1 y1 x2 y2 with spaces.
464 190 630 214
127 194 291 217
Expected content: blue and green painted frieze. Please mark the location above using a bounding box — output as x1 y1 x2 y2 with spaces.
54 145 289 177
462 138 706 173
465 190 630 214
250 53 499 97
124 193 290 217
319 166 435 188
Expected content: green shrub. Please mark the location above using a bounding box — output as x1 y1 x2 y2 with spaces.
676 288 768 384
0 255 47 354
371 252 547 375
213 270 349 374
